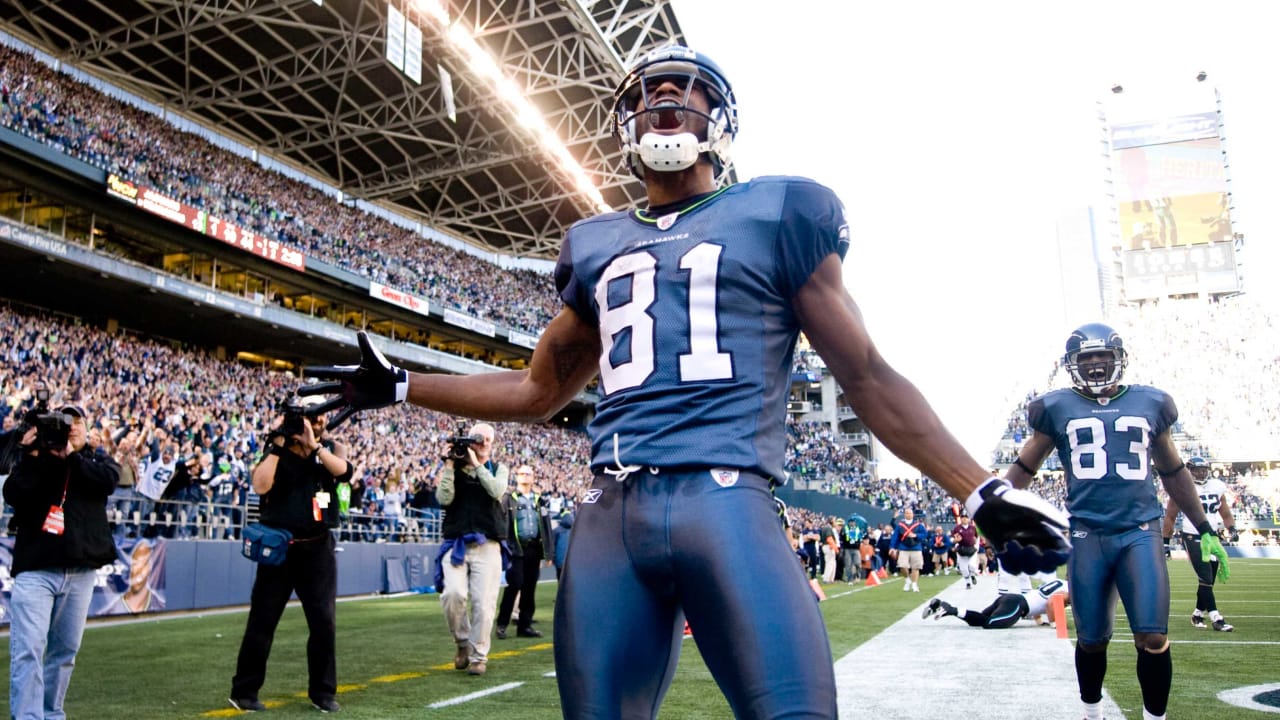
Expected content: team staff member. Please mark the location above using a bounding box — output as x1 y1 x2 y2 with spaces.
495 465 553 640
5 404 118 720
301 45 1070 718
229 396 351 714
436 423 508 677
890 508 927 592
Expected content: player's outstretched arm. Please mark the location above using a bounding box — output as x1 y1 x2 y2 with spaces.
301 307 601 429
794 255 1068 573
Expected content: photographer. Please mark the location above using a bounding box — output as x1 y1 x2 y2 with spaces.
228 394 352 714
495 465 552 640
435 423 507 676
4 404 119 720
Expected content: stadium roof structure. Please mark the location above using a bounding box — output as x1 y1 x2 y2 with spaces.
0 0 711 259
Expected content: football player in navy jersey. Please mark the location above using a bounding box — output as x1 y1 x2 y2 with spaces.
1004 323 1231 720
1162 456 1237 632
302 45 1070 719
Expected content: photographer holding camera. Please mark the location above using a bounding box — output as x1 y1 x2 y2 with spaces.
4 402 119 720
435 422 508 676
228 394 352 714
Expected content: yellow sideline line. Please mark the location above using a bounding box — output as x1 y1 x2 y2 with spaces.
201 642 553 716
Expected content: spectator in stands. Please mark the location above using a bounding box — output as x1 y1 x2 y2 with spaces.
434 423 507 677
229 395 351 714
4 403 119 720
495 464 552 640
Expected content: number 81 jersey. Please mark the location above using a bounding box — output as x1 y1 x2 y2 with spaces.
1028 385 1178 530
554 176 849 480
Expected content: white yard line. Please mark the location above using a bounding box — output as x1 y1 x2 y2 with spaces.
832 573 1123 720
426 682 524 709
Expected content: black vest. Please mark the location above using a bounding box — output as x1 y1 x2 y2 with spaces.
259 444 343 539
441 463 505 540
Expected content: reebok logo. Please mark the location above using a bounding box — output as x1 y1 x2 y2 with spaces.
582 489 603 504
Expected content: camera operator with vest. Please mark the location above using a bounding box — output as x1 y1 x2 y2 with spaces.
4 402 118 720
495 465 552 640
229 394 352 714
435 422 508 676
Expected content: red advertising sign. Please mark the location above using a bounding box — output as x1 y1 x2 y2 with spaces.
105 174 304 272
205 215 305 272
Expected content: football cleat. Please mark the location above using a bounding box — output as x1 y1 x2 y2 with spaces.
1191 613 1207 629
1213 618 1234 632
922 598 942 619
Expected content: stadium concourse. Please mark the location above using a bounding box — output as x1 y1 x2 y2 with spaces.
833 574 1123 719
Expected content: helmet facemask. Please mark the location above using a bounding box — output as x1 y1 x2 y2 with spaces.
1065 348 1127 395
612 52 737 181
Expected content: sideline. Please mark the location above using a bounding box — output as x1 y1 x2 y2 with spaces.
832 573 1124 719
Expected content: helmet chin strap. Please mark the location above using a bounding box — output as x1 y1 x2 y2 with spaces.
634 131 707 174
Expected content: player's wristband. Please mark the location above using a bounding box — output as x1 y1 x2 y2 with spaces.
1195 520 1214 536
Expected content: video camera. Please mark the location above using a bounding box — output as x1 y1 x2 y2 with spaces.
443 428 482 464
0 383 73 473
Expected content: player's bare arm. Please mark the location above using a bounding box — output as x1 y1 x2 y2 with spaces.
1004 431 1055 490
793 253 989 499
304 306 601 427
1151 431 1211 528
405 305 600 422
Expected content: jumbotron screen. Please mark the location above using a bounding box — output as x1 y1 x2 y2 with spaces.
1110 110 1239 297
1114 136 1230 251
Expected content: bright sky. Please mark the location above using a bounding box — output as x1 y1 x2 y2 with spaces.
672 0 1280 476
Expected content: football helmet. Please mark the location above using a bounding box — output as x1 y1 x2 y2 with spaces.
1187 455 1211 484
611 45 738 180
1063 323 1128 394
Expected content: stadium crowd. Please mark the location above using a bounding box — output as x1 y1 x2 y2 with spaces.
0 42 559 337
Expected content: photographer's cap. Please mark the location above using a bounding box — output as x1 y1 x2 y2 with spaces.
58 404 88 421
297 394 326 410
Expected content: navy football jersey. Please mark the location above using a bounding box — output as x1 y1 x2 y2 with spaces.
554 176 848 480
1028 385 1177 530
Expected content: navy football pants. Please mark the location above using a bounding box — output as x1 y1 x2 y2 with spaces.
1068 521 1169 644
554 469 836 719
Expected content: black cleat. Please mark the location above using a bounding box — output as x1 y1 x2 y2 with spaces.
921 598 943 620
229 697 267 712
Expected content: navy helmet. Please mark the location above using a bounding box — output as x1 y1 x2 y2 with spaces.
1063 323 1128 394
611 45 738 180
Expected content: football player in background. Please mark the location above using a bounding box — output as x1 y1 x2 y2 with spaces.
304 45 1071 719
922 579 1069 629
1162 455 1237 631
1005 323 1230 720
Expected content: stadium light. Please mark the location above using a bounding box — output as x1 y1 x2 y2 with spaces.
415 0 612 214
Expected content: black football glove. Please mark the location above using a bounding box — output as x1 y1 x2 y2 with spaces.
299 331 409 430
966 478 1070 574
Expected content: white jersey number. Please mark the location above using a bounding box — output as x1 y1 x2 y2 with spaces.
595 244 732 394
1064 415 1152 481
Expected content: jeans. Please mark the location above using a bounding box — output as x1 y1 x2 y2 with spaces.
9 568 98 720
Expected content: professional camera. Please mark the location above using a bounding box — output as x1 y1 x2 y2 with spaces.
0 384 72 473
276 393 325 439
32 410 74 452
443 429 482 464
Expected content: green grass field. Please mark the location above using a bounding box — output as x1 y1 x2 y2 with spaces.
2 558 1276 718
